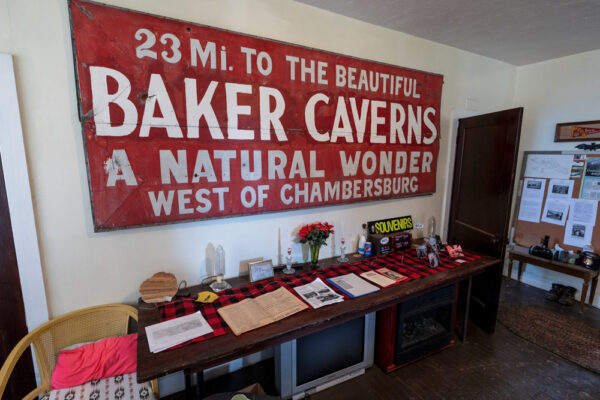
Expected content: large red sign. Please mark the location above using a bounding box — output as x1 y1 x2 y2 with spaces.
69 0 443 231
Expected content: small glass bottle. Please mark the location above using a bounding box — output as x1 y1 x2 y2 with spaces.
358 224 367 255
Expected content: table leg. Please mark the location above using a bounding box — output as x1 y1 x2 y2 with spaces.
580 280 589 314
195 372 204 400
589 276 598 304
459 277 473 343
506 256 514 287
185 372 194 400
517 260 524 282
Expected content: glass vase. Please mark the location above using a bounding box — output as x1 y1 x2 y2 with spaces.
310 244 321 266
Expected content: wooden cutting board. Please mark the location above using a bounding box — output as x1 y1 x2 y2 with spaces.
139 272 178 303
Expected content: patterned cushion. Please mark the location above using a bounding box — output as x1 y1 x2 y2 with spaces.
41 373 155 400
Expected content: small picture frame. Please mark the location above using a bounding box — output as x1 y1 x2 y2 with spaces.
555 120 600 142
249 259 274 282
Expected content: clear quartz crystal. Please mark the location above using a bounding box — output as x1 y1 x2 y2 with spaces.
210 245 231 291
428 216 437 238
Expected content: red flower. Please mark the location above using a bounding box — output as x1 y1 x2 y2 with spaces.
298 222 334 246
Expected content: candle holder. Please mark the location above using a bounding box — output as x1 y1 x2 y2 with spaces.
337 238 349 262
283 248 295 275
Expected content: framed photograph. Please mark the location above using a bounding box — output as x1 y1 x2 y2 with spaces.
555 120 600 142
249 259 274 282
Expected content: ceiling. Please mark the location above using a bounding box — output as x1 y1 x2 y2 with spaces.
295 0 600 66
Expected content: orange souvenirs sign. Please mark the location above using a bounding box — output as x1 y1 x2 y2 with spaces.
69 0 443 230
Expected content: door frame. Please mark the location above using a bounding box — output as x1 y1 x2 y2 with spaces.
0 54 48 331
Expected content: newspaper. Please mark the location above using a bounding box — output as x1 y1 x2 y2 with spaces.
293 278 344 309
145 311 214 353
217 287 308 336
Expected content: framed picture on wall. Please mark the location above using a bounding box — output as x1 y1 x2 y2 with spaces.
555 120 600 142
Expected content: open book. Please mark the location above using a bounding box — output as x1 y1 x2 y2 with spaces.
217 287 308 336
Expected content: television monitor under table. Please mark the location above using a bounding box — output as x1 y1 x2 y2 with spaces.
275 313 375 399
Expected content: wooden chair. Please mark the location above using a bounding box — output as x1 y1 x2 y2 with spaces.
0 304 159 399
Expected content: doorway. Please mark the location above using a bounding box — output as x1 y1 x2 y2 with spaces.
447 107 523 332
0 153 36 398
0 53 49 398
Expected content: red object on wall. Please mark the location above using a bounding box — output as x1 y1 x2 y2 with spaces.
69 0 443 231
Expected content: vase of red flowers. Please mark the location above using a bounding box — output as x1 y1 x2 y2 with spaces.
299 222 334 267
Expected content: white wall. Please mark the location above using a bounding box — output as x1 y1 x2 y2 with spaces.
511 49 600 306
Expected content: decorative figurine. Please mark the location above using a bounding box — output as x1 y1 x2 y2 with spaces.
427 237 441 268
283 247 295 275
416 245 428 259
338 237 349 262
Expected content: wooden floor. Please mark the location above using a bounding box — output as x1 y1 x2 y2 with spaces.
167 279 600 400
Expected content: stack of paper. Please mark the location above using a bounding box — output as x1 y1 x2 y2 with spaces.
145 312 214 353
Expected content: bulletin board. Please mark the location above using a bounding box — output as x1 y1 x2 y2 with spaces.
513 151 600 252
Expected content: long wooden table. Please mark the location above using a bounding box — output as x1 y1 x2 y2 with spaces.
507 245 599 313
136 251 499 392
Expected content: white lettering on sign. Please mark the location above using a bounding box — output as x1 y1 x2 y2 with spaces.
105 150 138 186
135 29 182 63
185 79 224 139
303 93 437 144
148 187 229 216
88 67 436 145
90 67 138 137
305 93 330 142
278 177 419 206
140 74 183 138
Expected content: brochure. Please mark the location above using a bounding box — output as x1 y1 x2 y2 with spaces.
327 273 380 298
360 270 396 287
376 268 408 282
293 278 344 309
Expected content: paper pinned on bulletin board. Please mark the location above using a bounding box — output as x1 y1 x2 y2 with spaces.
524 154 573 179
518 178 546 223
569 199 598 226
581 158 600 200
540 179 574 226
563 220 593 247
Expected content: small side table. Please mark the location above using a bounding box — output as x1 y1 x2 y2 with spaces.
507 245 599 313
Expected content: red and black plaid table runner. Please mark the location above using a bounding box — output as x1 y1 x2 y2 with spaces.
158 249 480 348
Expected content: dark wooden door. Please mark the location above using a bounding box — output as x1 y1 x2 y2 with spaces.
0 154 36 399
448 108 523 332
